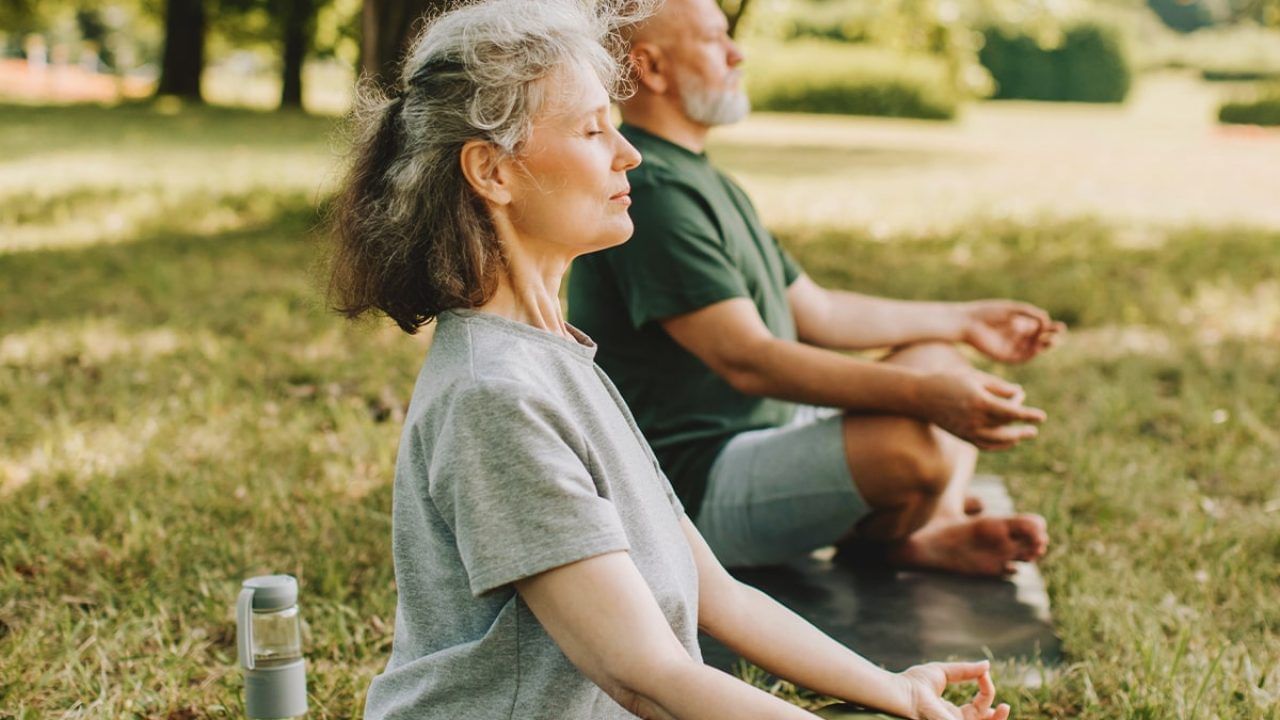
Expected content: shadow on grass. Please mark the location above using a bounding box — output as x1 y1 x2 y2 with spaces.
0 197 325 335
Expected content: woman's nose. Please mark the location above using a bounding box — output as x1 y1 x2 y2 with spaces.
614 135 642 172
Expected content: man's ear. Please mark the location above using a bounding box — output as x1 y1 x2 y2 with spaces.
459 140 513 206
629 43 670 95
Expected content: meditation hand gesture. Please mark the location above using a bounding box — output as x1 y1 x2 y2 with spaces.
899 661 1011 720
919 369 1046 451
961 301 1065 364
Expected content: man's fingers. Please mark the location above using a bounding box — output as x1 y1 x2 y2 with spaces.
972 424 1037 449
979 373 1022 400
985 395 1047 424
1013 303 1052 327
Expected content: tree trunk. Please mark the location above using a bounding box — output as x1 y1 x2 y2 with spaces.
360 0 442 89
280 0 315 110
720 0 754 38
157 0 205 100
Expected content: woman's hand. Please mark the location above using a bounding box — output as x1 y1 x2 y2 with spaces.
899 661 1010 720
961 301 1065 364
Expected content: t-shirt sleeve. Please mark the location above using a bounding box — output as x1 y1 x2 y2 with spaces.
425 384 630 596
604 182 750 329
775 235 803 287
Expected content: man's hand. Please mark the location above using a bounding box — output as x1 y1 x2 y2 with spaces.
898 661 1011 720
961 301 1065 364
918 369 1045 451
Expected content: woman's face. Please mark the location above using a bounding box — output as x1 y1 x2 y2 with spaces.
503 62 642 257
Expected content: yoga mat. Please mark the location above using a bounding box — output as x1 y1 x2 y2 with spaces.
699 475 1061 682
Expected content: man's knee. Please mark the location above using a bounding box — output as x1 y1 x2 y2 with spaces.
851 416 952 499
883 340 972 374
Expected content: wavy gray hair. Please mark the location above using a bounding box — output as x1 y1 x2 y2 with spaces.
328 0 654 333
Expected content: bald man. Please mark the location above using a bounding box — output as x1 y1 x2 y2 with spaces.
568 0 1064 575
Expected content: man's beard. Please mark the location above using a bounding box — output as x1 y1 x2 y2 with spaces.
676 68 750 127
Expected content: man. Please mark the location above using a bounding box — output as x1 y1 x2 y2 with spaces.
567 0 1064 576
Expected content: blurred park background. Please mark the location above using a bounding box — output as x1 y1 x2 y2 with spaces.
2 0 1279 718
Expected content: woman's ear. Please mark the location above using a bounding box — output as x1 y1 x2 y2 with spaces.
459 140 513 205
629 43 669 95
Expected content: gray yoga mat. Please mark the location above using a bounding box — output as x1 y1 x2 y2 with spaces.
699 475 1061 681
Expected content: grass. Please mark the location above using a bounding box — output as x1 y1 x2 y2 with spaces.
2 101 1279 719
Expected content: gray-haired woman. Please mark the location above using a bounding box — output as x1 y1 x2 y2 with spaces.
330 2 1012 718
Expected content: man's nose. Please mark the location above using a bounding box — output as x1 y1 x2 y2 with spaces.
727 40 745 67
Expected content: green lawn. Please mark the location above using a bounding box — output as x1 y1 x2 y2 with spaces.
1 102 1277 719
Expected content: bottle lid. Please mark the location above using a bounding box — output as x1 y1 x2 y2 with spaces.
243 574 298 611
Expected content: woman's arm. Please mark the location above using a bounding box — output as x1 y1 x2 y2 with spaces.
514 550 818 719
682 518 1010 720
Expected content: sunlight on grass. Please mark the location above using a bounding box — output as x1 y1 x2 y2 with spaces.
2 101 1278 719
1058 325 1176 361
0 416 162 496
1184 279 1280 343
0 319 222 366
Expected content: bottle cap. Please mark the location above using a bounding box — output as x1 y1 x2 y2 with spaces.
243 575 298 611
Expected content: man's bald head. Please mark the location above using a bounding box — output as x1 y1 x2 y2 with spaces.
618 0 746 145
628 0 701 48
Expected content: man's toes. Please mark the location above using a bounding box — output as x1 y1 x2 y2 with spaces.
963 496 985 515
1007 514 1048 561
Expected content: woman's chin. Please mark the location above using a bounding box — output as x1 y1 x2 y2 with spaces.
584 224 635 253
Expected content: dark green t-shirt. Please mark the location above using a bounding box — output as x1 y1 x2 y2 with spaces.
567 123 802 519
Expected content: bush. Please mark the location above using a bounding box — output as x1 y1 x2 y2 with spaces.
746 41 962 120
980 20 1132 103
1146 0 1215 34
1219 86 1280 126
1135 22 1280 79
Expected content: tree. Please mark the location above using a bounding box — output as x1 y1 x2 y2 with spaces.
717 0 754 37
279 0 317 108
157 0 206 100
360 0 444 88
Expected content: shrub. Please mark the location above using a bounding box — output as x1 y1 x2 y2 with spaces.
746 41 962 120
980 20 1132 103
1219 86 1280 126
1146 0 1215 34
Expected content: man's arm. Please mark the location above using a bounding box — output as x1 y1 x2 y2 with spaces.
788 275 1064 361
788 275 965 351
660 299 1045 450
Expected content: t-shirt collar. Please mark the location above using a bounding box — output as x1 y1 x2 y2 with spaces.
619 123 708 161
442 309 598 361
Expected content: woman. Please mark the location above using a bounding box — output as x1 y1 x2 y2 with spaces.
330 1 1013 718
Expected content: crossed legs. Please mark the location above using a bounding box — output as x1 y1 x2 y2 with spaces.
838 342 1049 576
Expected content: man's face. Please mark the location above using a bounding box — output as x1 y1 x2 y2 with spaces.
662 0 749 126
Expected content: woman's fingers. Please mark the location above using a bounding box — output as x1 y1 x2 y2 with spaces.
940 660 991 684
972 671 996 714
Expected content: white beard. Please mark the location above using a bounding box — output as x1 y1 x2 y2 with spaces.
676 68 750 127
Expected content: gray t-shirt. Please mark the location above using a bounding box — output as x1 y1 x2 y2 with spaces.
364 309 701 720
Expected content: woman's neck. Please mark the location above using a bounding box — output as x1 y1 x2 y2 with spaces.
477 237 575 340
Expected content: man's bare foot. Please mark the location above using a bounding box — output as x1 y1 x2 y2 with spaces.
888 515 1048 577
963 496 984 515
